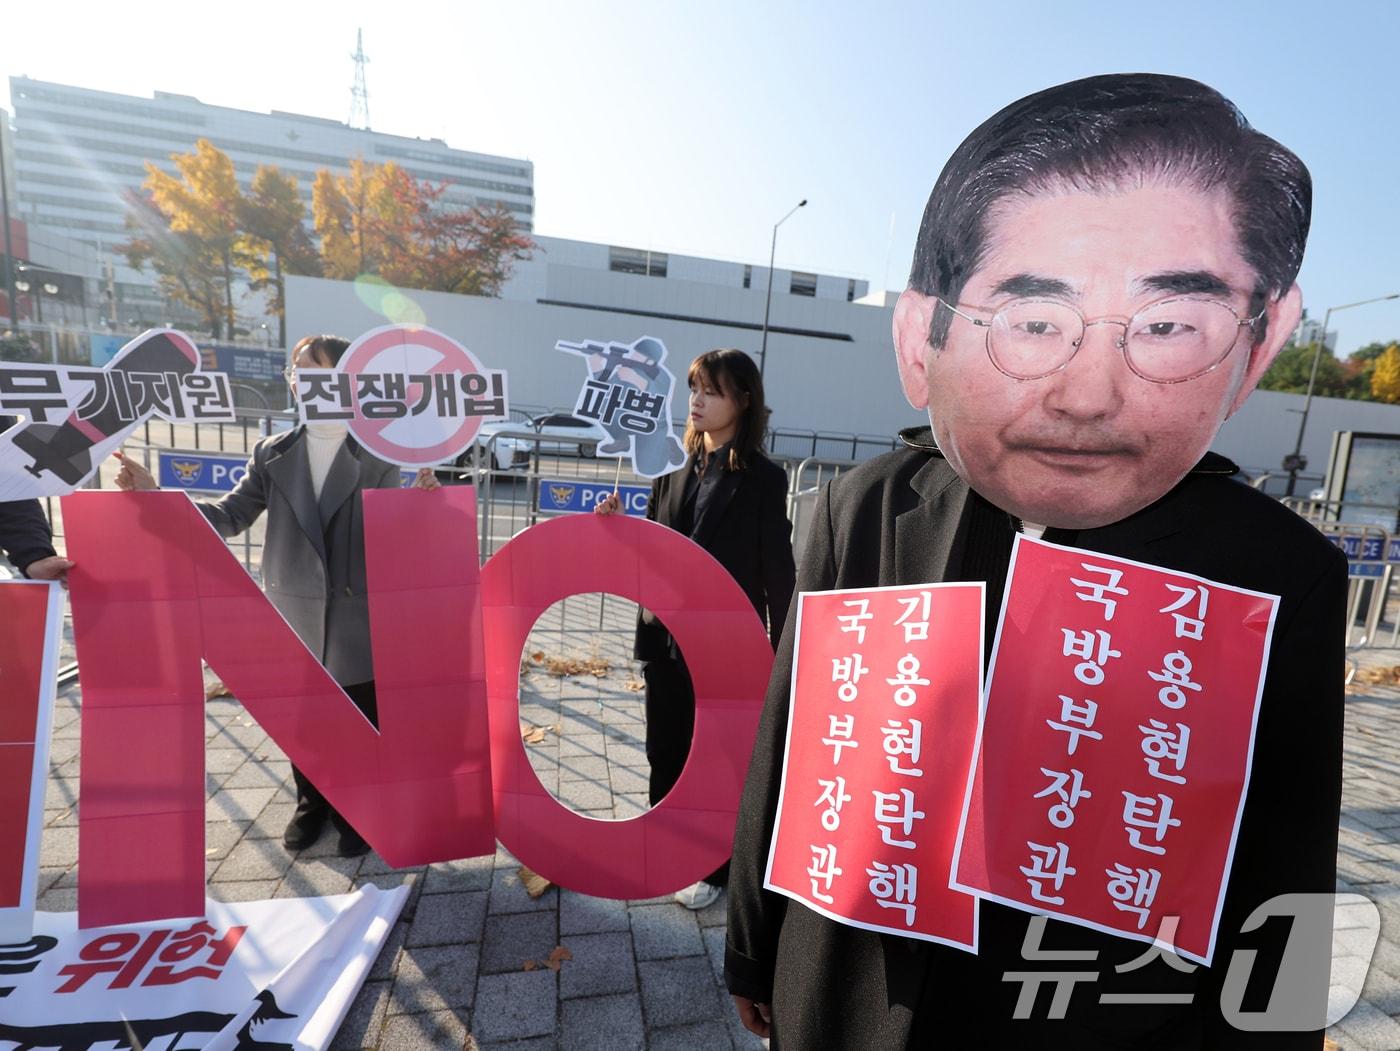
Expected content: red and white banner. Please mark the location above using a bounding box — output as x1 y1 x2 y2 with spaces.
0 885 406 1049
953 536 1279 964
764 583 983 949
0 581 64 943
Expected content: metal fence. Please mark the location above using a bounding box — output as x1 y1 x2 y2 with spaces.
45 411 1400 686
1288 513 1400 682
767 429 899 463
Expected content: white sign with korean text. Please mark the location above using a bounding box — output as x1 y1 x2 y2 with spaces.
556 336 687 478
0 329 234 500
296 324 507 468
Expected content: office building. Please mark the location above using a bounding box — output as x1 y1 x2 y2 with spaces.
9 75 534 324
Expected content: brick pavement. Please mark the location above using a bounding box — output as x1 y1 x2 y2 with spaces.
33 594 1400 1048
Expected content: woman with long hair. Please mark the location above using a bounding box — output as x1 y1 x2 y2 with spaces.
599 347 795 909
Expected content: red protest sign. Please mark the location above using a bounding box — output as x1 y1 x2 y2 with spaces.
0 582 63 940
764 583 983 949
952 536 1279 964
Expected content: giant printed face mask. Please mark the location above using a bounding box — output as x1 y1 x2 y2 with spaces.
893 75 1306 529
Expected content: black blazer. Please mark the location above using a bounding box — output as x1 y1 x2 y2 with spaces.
725 429 1345 1050
634 449 796 661
0 498 56 576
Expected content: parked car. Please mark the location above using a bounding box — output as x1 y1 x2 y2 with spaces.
525 413 608 458
452 413 608 472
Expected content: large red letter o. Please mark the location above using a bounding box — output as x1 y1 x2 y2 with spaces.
481 514 773 898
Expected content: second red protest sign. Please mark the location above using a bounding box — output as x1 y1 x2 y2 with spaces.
952 536 1279 964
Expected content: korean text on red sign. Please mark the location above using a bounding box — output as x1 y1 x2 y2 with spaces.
765 583 984 949
952 536 1279 964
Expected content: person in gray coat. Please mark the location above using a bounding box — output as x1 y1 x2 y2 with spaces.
114 334 439 857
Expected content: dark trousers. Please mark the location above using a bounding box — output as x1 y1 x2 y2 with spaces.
642 657 729 886
290 679 378 839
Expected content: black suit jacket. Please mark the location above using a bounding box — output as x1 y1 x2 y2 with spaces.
635 449 796 660
725 429 1345 1050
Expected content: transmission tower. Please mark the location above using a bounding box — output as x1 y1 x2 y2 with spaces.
349 29 371 130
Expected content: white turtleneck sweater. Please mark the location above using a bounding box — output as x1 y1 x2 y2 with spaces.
305 422 349 500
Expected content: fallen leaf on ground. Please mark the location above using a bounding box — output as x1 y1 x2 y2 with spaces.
522 959 538 971
526 650 612 678
519 865 553 898
545 945 573 971
623 678 644 692
205 680 234 700
521 725 548 744
1356 665 1400 684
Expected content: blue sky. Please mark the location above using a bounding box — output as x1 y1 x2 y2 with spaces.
3 0 1397 354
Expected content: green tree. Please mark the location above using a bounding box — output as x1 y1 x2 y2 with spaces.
237 166 321 348
1342 341 1389 399
1371 345 1400 403
140 140 243 338
1257 342 1349 398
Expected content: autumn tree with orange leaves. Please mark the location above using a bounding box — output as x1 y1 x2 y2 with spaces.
125 141 531 341
312 158 532 295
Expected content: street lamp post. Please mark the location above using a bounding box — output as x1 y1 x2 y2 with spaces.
758 199 807 381
1285 291 1400 496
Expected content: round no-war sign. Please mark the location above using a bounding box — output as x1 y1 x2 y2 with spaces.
298 325 508 468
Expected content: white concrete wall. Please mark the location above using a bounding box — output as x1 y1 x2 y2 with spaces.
1216 388 1399 481
285 275 920 441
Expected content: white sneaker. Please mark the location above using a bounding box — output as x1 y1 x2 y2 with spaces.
674 880 721 910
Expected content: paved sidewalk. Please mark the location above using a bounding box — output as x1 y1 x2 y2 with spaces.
33 596 1400 1048
37 593 763 1050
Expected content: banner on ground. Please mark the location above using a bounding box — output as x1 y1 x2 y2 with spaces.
764 583 983 950
295 324 507 468
0 328 234 500
0 886 406 1050
952 536 1279 964
556 336 686 478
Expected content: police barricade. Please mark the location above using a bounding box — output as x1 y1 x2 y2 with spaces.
33 415 892 683
1316 522 1398 652
785 455 858 564
472 430 656 633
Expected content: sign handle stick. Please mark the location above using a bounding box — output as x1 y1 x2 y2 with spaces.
612 455 623 496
